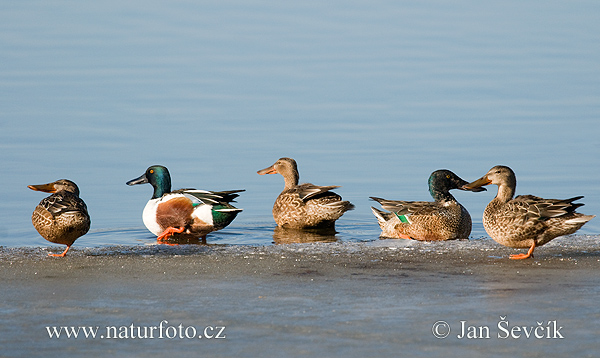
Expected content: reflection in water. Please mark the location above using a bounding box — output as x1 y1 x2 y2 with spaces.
272 226 339 244
155 235 208 246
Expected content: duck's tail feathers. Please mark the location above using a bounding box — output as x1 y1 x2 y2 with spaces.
371 206 393 227
565 214 595 225
210 189 245 203
322 200 355 212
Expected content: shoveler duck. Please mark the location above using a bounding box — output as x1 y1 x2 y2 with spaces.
257 157 354 229
28 179 90 257
370 169 485 241
463 165 595 259
126 165 244 242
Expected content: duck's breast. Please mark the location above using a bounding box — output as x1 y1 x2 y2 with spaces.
143 194 195 235
142 198 163 235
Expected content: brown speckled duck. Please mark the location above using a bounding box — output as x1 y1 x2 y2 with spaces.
257 157 354 229
464 165 595 259
370 170 485 241
28 179 91 257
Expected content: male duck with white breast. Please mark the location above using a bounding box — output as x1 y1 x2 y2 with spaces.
127 165 244 243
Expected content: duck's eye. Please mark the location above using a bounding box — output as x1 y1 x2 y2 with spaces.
149 169 154 174
446 175 451 179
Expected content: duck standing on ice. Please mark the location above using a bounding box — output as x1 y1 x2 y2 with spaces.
463 165 595 259
28 179 90 257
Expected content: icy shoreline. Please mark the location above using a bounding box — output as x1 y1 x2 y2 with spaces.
1 235 598 358
1 234 598 263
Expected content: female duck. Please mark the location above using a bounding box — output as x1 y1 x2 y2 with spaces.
127 165 244 242
370 169 485 241
257 157 354 229
28 179 90 257
464 165 595 259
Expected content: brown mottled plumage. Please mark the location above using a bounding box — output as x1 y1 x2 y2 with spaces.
257 157 354 229
464 165 595 259
28 179 90 257
370 170 485 241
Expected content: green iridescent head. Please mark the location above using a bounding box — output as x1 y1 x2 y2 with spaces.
428 169 485 201
126 165 172 199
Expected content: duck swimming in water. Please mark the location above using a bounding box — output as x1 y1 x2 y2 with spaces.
257 157 354 229
127 165 244 242
463 165 595 259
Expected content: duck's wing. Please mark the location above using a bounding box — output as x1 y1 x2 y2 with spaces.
294 183 341 201
174 189 245 205
39 192 88 216
510 195 584 221
369 197 439 217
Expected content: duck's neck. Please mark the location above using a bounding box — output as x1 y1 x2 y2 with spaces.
495 183 515 203
281 170 299 190
430 188 456 202
151 176 171 199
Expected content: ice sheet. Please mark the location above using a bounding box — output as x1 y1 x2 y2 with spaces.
1 236 599 357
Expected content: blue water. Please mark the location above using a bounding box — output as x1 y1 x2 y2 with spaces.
1 0 599 248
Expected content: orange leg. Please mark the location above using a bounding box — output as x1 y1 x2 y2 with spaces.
49 245 71 257
398 233 412 240
510 242 536 260
157 227 185 241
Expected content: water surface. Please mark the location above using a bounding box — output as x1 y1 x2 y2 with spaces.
2 1 598 248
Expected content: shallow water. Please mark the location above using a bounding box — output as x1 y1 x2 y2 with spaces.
1 0 599 356
1 0 599 249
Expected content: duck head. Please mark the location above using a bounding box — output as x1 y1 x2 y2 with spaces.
28 179 80 196
127 165 172 199
428 169 485 201
462 165 517 202
462 165 516 190
257 157 299 188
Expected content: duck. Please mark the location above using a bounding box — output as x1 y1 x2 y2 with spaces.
463 165 595 259
370 169 485 241
126 165 244 242
28 179 91 257
257 157 354 229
